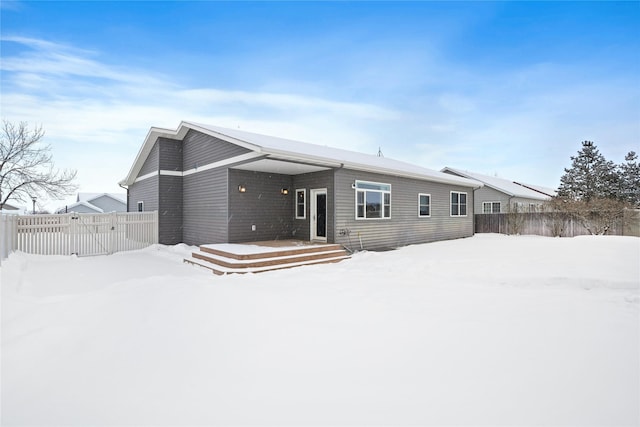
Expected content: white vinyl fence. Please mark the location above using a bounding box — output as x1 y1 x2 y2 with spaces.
1 211 158 262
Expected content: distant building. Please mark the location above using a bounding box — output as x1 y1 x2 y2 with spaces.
442 167 555 213
1 202 23 215
56 193 127 214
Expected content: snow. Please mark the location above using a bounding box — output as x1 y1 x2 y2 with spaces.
443 167 551 200
2 234 639 426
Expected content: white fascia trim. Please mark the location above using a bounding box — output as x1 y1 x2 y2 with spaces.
134 152 264 181
134 171 159 183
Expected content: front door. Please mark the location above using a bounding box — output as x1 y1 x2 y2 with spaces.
310 189 327 242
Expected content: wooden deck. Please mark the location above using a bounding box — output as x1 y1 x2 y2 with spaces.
184 240 351 275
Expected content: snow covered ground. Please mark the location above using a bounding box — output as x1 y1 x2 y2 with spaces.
1 234 639 426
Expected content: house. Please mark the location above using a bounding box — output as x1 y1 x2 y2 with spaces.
1 202 23 215
119 121 481 251
441 167 554 214
56 193 127 214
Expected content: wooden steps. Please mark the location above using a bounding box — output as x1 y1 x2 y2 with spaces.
184 241 350 275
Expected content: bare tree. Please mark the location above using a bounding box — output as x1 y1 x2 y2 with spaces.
0 120 78 210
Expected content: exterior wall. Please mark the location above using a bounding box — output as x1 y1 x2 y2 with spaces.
474 187 546 213
227 169 294 242
159 137 183 171
182 168 228 246
128 176 159 213
182 129 251 171
90 195 126 212
139 141 159 176
291 170 335 242
159 175 183 244
474 186 511 213
334 169 475 251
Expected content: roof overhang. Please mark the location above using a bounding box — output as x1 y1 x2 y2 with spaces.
120 122 483 189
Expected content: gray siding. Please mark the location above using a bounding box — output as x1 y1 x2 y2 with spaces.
159 175 183 244
474 186 512 213
128 176 159 213
90 195 126 212
228 169 294 242
182 130 251 171
182 168 228 246
159 137 183 171
291 170 335 242
334 169 475 251
139 141 159 175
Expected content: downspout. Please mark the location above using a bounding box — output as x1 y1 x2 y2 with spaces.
119 183 129 211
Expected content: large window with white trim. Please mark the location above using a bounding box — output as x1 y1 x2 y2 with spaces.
482 201 501 214
450 191 467 216
356 180 391 219
418 193 431 217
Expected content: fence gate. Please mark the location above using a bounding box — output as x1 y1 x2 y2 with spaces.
1 211 158 259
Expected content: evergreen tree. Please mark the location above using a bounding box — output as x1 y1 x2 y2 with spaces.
557 141 619 201
619 151 640 207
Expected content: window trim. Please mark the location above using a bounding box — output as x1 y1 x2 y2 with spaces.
355 180 392 220
295 188 306 219
418 193 431 218
137 201 144 212
482 201 501 214
450 191 468 217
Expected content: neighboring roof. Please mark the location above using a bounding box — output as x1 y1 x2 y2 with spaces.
77 193 126 203
1 202 20 210
513 182 557 198
57 193 127 214
441 167 551 201
120 121 482 189
57 200 104 214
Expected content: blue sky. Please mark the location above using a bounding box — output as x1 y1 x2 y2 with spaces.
1 1 638 210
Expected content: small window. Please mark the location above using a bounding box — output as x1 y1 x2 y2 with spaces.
355 180 391 219
451 191 467 216
418 193 431 217
137 201 144 212
529 203 537 213
295 189 306 219
482 201 501 214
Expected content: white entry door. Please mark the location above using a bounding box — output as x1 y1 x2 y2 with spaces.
310 188 327 242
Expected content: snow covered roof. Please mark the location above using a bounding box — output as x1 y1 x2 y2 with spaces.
513 182 557 198
441 167 552 200
77 193 126 203
56 193 127 214
120 121 482 189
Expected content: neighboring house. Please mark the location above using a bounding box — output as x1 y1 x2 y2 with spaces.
56 193 127 214
441 167 553 214
1 202 22 215
119 121 482 251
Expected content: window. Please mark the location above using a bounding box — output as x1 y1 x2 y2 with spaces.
418 193 431 217
355 180 391 219
482 201 501 214
450 191 467 216
529 203 537 213
137 201 144 212
295 189 306 219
